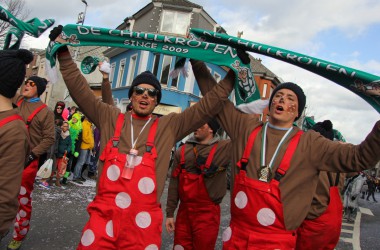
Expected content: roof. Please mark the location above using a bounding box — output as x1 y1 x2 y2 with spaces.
152 0 202 8
249 57 277 78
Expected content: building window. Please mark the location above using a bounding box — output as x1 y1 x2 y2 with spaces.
262 83 268 98
116 59 126 88
160 55 172 86
171 76 178 89
126 54 137 86
152 54 160 76
160 10 190 36
110 62 116 84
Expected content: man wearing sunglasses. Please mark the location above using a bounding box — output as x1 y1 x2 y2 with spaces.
0 49 33 243
50 25 235 249
7 76 55 250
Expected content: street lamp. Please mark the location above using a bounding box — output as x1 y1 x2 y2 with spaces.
74 0 88 60
77 0 88 25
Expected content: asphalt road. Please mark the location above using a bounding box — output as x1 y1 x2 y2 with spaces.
0 179 379 250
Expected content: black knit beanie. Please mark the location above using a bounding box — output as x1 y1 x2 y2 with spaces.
27 76 48 96
207 119 220 135
0 49 33 98
311 120 334 141
128 71 162 104
268 82 306 121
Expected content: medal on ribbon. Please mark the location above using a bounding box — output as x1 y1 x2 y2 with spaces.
258 165 272 182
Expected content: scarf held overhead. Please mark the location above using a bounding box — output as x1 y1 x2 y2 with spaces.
190 28 380 113
0 5 54 49
46 24 261 107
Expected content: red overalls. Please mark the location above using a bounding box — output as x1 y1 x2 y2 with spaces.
13 101 47 241
77 114 163 250
295 174 343 250
223 126 303 250
172 143 220 250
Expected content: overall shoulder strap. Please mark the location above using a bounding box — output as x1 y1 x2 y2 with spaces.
0 114 24 128
273 130 303 181
26 103 47 126
236 125 262 171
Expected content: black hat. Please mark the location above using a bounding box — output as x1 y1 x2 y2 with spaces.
311 120 334 141
268 82 306 121
128 71 162 104
207 119 220 135
0 49 33 98
27 76 48 97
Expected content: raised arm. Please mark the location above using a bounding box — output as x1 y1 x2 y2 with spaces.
57 51 118 128
308 122 380 173
163 64 235 142
190 59 260 140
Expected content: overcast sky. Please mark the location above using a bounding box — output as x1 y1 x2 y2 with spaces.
22 0 380 144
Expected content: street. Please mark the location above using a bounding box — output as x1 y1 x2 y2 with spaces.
1 179 379 250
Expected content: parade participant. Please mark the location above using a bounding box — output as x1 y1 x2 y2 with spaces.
50 26 234 249
165 121 231 250
7 75 55 250
296 120 345 250
0 49 33 241
190 59 380 249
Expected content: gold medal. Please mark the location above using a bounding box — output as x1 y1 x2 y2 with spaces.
258 165 272 182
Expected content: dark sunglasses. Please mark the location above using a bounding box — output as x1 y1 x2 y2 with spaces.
56 107 63 110
133 86 159 98
25 80 36 87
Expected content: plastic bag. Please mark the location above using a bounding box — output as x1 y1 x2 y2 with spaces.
36 158 53 179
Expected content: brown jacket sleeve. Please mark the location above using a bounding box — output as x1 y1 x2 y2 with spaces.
161 65 235 143
166 147 181 218
101 78 114 106
191 60 261 140
58 51 119 130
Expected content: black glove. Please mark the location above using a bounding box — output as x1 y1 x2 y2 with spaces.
237 48 250 65
25 152 37 168
49 25 68 53
351 196 356 201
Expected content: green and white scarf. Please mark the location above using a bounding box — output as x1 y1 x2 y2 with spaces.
0 5 54 49
46 24 264 109
190 28 380 113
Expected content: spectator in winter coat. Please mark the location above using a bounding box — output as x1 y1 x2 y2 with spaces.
62 112 82 184
73 116 94 182
0 49 32 241
366 176 378 202
88 126 100 179
55 121 71 187
54 101 66 122
343 173 367 222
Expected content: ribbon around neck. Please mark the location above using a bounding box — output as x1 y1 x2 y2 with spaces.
0 5 55 49
46 24 262 107
189 28 380 113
